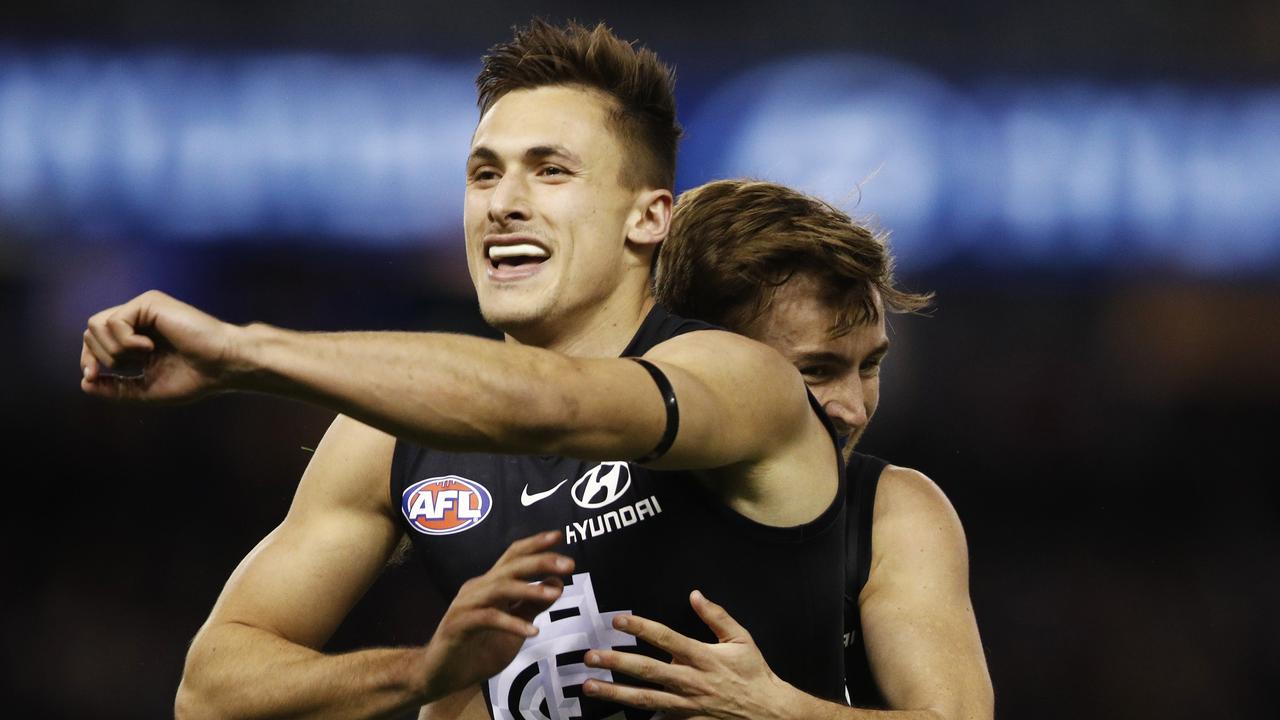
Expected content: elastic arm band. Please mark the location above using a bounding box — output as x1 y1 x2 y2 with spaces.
631 358 679 464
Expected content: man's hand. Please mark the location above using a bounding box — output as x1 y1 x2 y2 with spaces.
415 530 575 704
80 289 243 402
581 590 796 720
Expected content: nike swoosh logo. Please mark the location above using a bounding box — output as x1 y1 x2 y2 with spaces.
521 479 569 507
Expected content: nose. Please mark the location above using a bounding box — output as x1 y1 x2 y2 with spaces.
822 379 869 439
488 172 531 225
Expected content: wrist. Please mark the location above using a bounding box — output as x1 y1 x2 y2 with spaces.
768 677 829 720
395 645 438 705
749 674 796 720
225 322 285 393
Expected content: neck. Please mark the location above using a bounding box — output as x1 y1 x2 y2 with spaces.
504 293 656 358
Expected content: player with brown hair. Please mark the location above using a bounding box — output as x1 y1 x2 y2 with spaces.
578 179 994 719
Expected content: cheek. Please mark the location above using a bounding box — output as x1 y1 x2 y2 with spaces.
865 379 881 415
463 193 487 232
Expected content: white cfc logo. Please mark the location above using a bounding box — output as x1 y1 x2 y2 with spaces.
488 572 638 720
572 462 631 509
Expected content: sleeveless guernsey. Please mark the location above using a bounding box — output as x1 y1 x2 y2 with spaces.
843 451 888 707
391 304 849 720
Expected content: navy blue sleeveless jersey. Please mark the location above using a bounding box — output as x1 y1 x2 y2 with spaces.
391 304 849 720
843 451 888 707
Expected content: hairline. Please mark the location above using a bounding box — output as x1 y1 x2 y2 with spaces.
478 82 665 191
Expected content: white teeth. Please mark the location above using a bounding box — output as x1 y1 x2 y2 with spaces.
488 243 549 261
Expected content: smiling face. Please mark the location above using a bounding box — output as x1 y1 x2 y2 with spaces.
464 85 656 343
744 274 889 459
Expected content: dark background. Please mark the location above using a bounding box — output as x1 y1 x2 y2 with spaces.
3 2 1278 718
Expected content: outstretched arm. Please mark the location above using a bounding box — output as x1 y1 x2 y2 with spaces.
175 415 573 719
80 291 824 474
578 469 993 720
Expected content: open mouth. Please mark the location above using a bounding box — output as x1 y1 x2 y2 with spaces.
486 241 551 274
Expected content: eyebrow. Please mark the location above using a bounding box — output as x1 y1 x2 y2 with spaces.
794 339 890 366
866 339 891 359
467 144 582 167
467 147 499 167
794 350 852 366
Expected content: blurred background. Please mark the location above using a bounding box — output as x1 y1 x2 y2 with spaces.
3 1 1278 718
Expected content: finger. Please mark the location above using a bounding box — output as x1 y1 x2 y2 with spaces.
496 529 563 563
580 678 699 714
107 314 156 353
83 374 148 402
689 590 751 644
81 341 99 383
611 613 702 661
452 607 539 638
474 577 564 609
87 311 129 358
509 576 564 622
584 648 690 690
83 329 116 369
494 551 574 582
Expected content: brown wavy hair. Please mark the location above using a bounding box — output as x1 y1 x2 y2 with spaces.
655 179 932 335
476 19 681 190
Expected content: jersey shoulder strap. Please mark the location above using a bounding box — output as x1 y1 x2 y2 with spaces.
844 452 888 622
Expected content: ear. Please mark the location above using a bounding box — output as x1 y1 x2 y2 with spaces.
625 188 673 249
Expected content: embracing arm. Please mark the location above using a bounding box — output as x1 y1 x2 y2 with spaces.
175 415 573 720
579 467 992 720
851 467 993 719
80 292 823 475
417 686 489 720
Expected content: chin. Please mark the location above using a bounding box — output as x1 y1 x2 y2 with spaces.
478 296 552 336
840 430 864 464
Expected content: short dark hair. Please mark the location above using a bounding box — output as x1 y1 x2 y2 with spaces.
475 19 681 190
656 179 933 335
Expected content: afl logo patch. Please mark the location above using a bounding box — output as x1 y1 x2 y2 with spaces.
401 475 493 536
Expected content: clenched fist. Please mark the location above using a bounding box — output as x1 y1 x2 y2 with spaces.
80 290 247 402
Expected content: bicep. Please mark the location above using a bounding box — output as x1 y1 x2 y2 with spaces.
560 330 817 470
198 415 401 649
858 468 993 719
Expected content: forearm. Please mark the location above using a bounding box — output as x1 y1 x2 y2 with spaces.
777 685 943 720
176 622 429 720
417 685 488 720
231 324 648 458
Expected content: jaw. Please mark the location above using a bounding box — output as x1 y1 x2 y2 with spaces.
476 279 555 334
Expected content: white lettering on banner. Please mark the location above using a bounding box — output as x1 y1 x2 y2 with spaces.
563 495 663 545
488 573 636 720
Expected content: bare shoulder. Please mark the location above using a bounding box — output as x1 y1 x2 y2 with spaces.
866 465 970 592
643 328 811 432
290 414 399 518
874 466 964 534
860 466 993 718
645 328 794 373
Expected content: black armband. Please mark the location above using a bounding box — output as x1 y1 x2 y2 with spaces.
631 358 680 464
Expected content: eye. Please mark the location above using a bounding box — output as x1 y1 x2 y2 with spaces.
538 164 574 180
800 366 833 382
859 358 884 377
469 168 499 185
